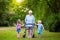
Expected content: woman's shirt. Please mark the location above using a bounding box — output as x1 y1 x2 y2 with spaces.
25 15 35 27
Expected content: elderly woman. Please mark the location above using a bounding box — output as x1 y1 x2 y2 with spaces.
25 10 35 38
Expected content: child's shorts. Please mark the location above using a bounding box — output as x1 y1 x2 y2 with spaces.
38 30 42 34
17 29 20 32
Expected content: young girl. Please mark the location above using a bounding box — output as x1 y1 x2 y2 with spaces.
16 19 21 38
37 20 44 38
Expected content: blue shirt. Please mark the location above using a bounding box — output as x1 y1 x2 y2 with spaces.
37 24 43 30
25 15 35 27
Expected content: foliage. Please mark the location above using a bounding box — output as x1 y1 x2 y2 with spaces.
0 0 60 32
27 0 60 32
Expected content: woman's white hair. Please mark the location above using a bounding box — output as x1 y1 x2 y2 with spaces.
29 10 32 13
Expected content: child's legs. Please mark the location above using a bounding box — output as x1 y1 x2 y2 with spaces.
17 32 20 38
38 34 41 38
17 29 20 38
38 30 42 38
18 32 20 36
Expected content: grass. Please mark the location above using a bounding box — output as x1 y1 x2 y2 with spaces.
0 27 60 40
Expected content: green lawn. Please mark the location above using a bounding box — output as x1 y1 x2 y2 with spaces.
0 27 60 40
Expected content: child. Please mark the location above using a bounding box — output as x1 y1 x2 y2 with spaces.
16 19 21 38
37 20 44 38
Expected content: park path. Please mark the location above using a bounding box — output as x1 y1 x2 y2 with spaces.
0 27 15 30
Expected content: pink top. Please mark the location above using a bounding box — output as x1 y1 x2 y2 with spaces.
17 23 21 29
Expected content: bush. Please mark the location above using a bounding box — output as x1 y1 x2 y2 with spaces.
0 21 9 26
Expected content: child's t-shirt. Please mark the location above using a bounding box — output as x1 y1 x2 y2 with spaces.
16 23 21 29
37 24 43 30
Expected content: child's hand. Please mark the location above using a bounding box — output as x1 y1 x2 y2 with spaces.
43 27 45 31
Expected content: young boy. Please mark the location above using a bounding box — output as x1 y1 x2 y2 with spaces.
37 20 44 38
16 19 21 38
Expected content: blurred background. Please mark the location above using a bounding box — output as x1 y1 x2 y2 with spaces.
0 0 60 32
